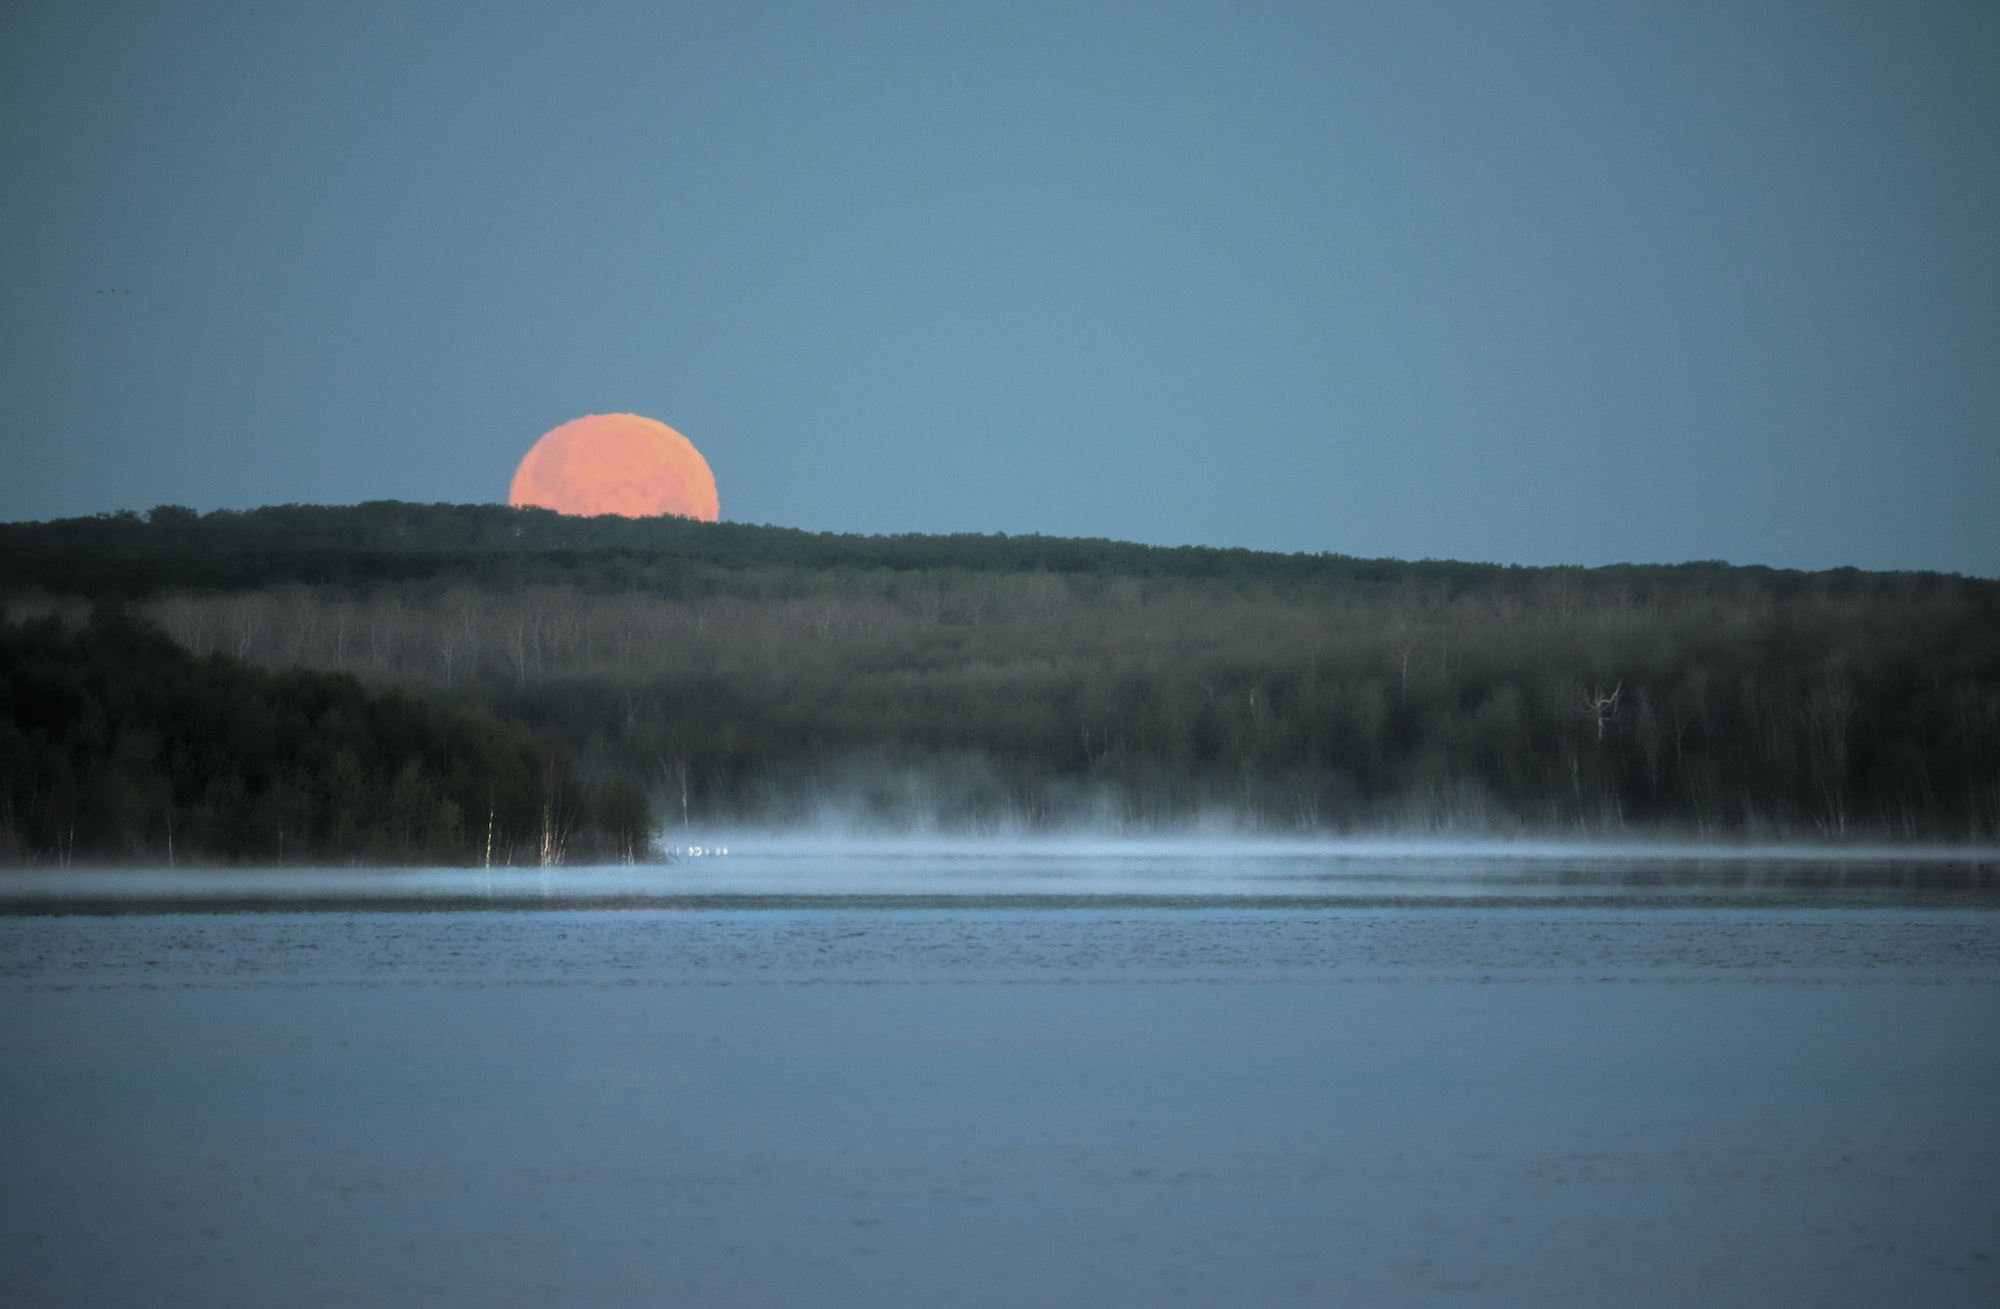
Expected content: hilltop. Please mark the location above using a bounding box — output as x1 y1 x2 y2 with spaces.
3 502 1996 846
5 500 1979 602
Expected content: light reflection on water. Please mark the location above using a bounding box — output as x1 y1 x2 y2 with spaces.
3 838 1997 911
4 844 1998 1307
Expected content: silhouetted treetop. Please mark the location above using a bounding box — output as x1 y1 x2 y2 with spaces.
3 501 1984 601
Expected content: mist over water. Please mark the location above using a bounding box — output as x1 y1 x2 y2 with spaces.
4 838 1996 911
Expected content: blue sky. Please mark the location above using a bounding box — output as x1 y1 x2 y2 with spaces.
3 1 1996 572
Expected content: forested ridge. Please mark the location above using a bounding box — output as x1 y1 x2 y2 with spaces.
0 609 651 866
2 499 1946 599
5 502 1998 847
3 500 1459 593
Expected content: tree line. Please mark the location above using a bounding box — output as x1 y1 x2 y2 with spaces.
0 609 652 866
4 502 1997 842
9 500 1985 604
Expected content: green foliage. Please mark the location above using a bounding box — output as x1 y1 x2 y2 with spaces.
0 609 651 865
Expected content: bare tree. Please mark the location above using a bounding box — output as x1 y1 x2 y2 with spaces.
226 594 267 660
907 588 947 629
433 616 465 690
814 598 841 641
1632 685 1663 794
540 591 581 673
538 758 568 867
1580 680 1622 741
364 593 409 673
1014 573 1070 622
327 602 355 668
656 753 692 831
154 593 211 652
505 608 536 688
1804 662 1856 836
612 595 657 671
433 590 482 689
281 586 320 665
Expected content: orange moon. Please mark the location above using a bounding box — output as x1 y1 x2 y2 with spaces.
509 414 719 520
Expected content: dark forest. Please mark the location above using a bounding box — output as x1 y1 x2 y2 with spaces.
0 608 649 866
3 502 1997 859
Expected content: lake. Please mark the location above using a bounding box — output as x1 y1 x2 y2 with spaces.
3 842 1997 1307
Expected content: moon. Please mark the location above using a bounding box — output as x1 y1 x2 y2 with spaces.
509 414 719 520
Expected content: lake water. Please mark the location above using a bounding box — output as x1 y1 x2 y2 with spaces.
3 842 1998 1307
